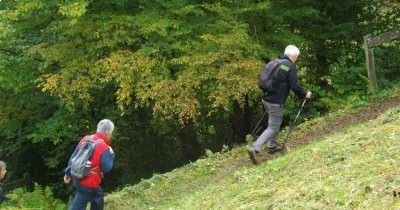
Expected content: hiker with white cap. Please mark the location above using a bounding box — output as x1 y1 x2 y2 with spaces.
248 45 312 164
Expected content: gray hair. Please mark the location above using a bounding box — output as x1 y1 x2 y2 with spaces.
97 119 115 134
0 161 6 170
284 45 300 56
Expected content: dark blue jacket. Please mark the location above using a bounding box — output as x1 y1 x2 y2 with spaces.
0 183 7 204
262 55 307 104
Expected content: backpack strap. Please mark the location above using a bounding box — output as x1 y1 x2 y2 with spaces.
93 139 104 146
78 135 93 148
81 136 103 147
90 139 105 175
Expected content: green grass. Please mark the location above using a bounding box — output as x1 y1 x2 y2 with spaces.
105 105 400 209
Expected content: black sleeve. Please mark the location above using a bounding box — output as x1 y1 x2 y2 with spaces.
288 64 307 98
0 186 4 203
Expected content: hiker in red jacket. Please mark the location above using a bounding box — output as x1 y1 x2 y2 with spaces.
64 119 115 210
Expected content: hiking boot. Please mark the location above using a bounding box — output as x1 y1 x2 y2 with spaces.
267 145 285 154
248 148 260 165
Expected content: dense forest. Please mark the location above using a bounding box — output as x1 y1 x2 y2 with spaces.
0 0 399 201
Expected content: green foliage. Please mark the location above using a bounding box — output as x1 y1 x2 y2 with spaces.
2 184 66 210
2 0 265 124
320 51 370 105
329 57 368 95
366 0 400 34
374 45 400 87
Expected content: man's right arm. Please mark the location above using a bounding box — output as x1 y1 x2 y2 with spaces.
287 63 307 98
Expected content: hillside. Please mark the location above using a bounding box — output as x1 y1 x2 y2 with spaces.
105 96 400 209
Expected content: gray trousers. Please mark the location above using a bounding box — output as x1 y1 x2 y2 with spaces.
252 100 283 152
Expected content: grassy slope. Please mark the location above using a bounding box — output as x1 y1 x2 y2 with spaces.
105 104 400 209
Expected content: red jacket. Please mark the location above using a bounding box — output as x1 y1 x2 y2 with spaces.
66 132 115 189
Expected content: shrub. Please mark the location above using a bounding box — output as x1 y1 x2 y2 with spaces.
1 183 66 210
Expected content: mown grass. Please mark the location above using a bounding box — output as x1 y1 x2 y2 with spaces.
105 105 400 209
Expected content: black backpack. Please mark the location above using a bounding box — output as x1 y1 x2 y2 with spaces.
70 136 104 180
258 59 284 92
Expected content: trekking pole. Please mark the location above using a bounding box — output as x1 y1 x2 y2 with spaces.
282 99 307 148
251 110 268 137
